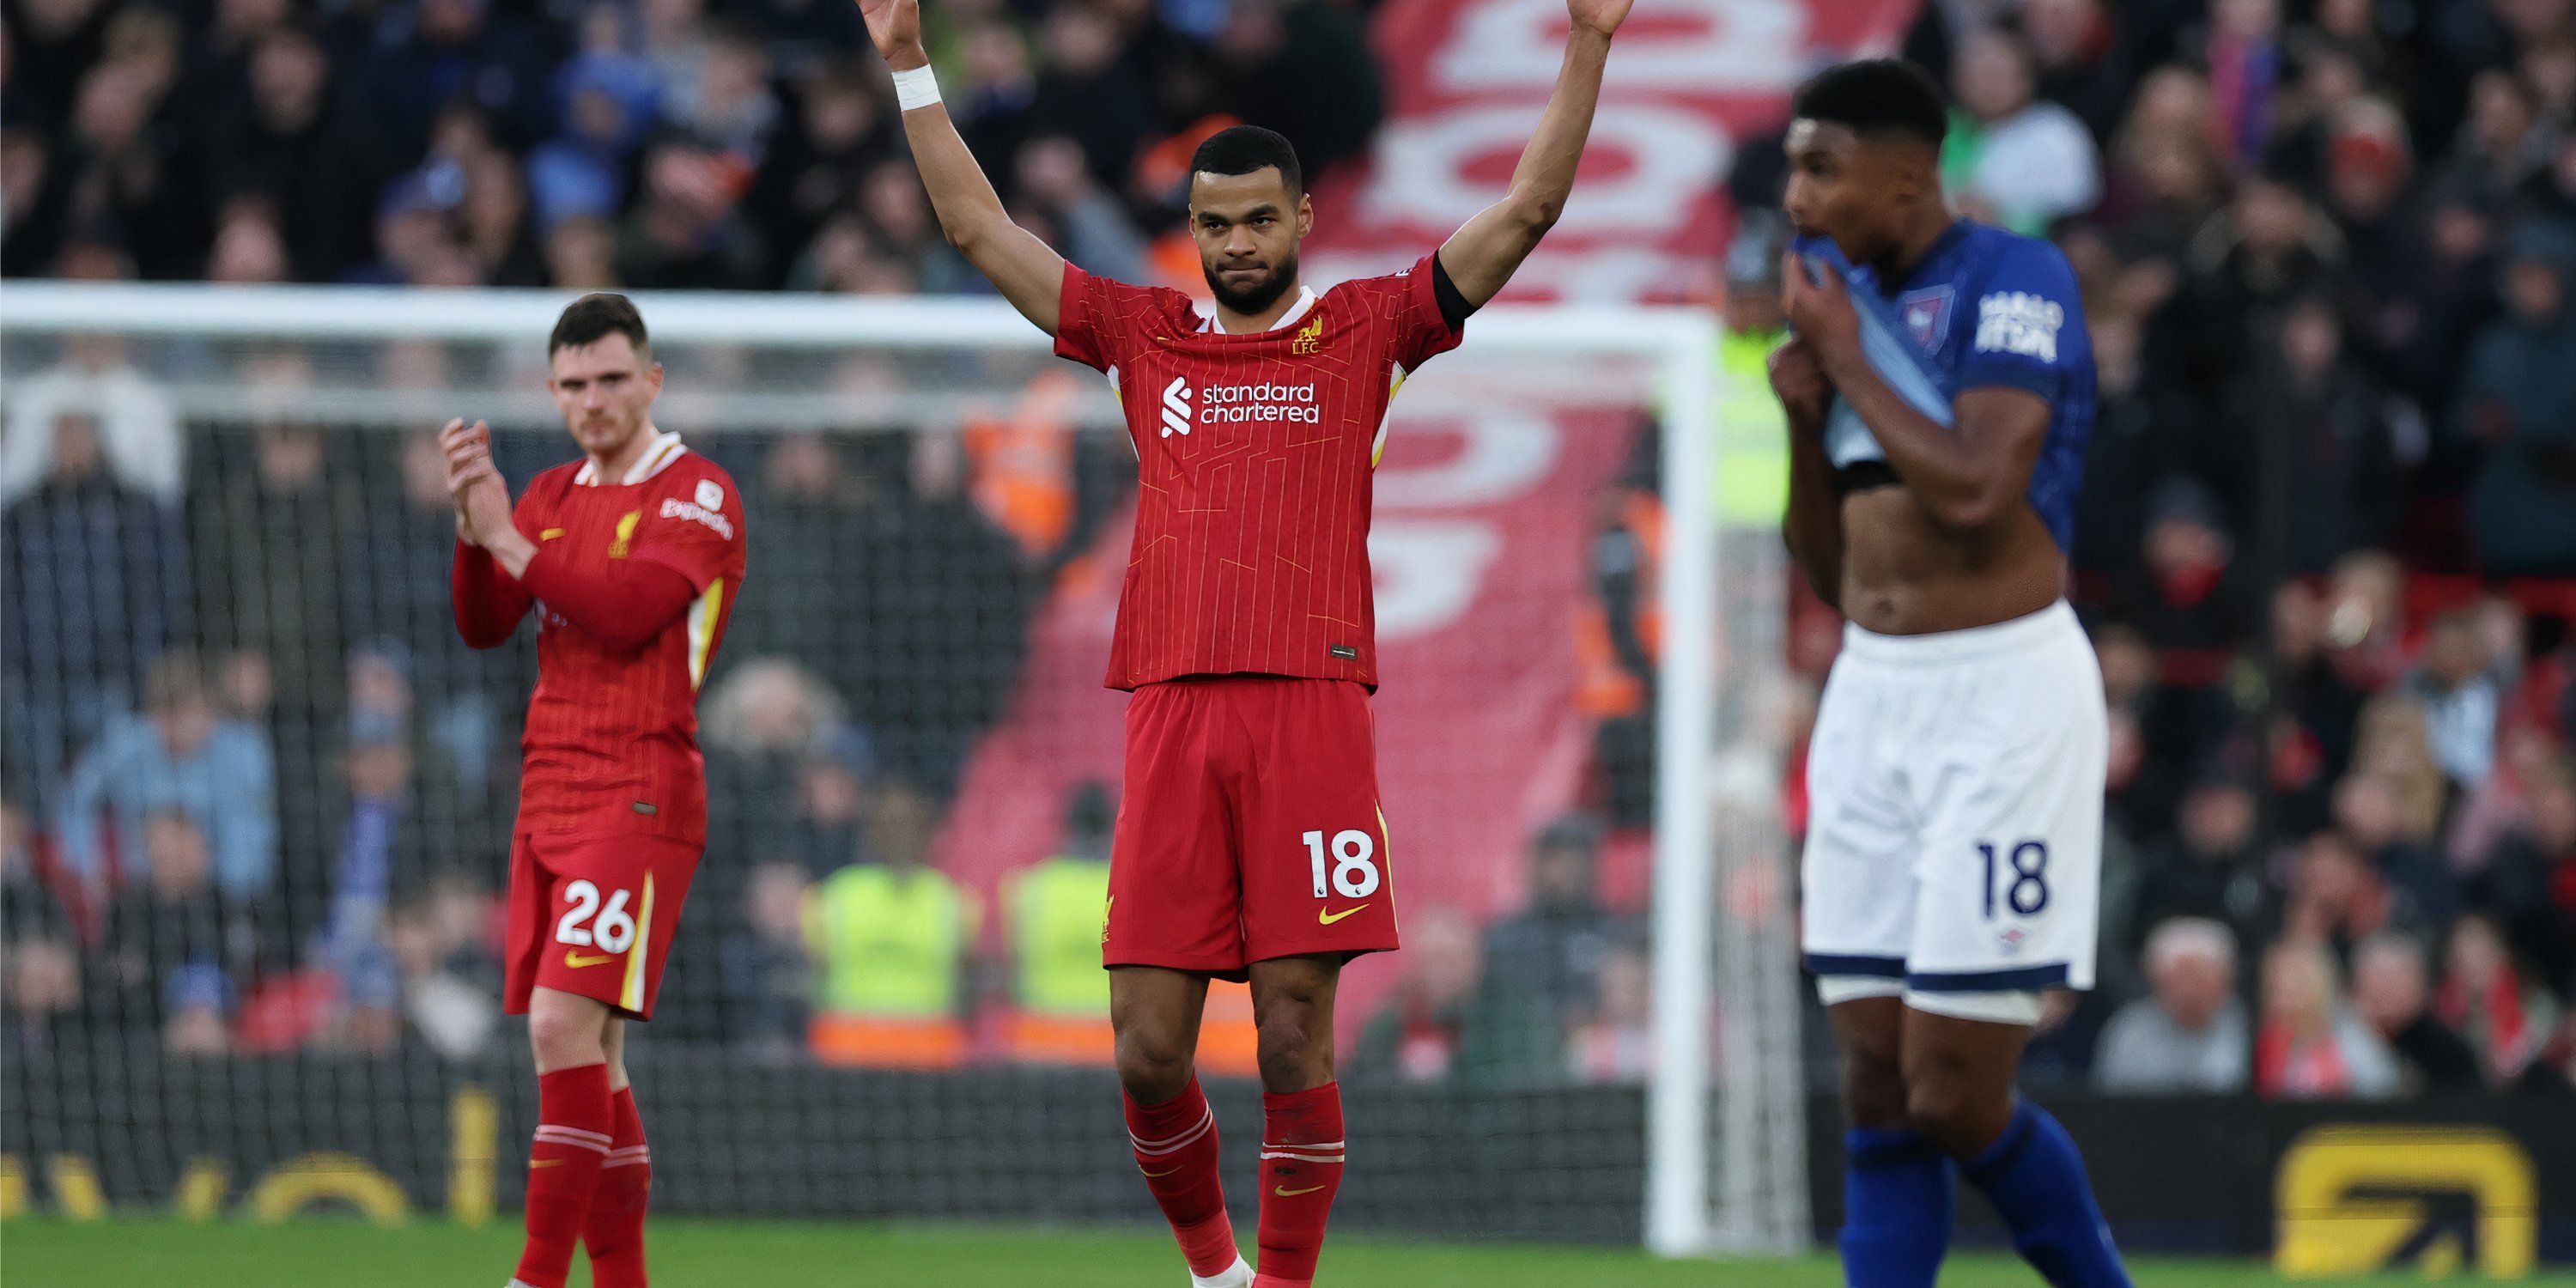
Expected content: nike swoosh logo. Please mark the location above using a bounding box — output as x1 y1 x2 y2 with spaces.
1317 904 1369 926
563 951 618 969
529 1158 566 1169
1139 1165 1182 1178
1273 1184 1327 1197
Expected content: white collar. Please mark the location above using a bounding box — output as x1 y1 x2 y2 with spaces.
1194 286 1319 336
573 429 687 486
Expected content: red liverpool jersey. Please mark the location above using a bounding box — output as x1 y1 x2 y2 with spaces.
1054 254 1465 690
510 432 747 842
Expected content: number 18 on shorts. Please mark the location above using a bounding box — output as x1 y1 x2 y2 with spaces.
1106 677 1400 981
1800 605 2108 1004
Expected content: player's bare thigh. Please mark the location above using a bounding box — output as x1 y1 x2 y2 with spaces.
1826 996 2032 1157
526 985 617 1074
1248 953 1339 1093
1110 965 1212 1102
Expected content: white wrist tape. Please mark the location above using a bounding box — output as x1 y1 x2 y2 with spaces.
892 64 941 112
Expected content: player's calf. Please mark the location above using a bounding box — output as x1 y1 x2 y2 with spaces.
1111 969 1246 1285
1249 958 1344 1288
513 989 617 1288
1826 996 1948 1288
1905 1006 2131 1288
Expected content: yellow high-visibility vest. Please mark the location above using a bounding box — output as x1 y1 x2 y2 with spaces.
1008 855 1112 1016
806 865 976 1018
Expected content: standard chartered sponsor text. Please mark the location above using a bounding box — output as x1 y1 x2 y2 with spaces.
1199 381 1322 424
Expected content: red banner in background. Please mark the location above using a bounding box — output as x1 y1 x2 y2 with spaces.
933 0 1922 1048
1308 0 1919 303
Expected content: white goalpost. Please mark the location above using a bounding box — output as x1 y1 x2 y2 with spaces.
0 280 1801 1255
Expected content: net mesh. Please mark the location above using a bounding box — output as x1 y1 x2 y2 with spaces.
0 301 1786 1246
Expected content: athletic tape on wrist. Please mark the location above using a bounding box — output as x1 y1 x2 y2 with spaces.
892 64 940 112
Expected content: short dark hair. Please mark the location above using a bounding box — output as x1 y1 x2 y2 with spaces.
550 292 649 356
1188 125 1302 196
1792 58 1948 148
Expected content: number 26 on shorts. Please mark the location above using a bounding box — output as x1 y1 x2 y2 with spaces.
1303 829 1381 900
555 878 637 952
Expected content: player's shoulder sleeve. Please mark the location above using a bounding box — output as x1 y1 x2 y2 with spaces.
1054 264 1191 376
1959 231 2084 401
628 454 744 592
511 462 574 538
1351 252 1466 375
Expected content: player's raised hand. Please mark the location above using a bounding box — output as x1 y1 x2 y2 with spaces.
856 0 927 69
439 417 513 547
1782 252 1861 366
1566 0 1631 39
1767 337 1829 428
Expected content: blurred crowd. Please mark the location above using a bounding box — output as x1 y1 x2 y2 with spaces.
0 0 1385 291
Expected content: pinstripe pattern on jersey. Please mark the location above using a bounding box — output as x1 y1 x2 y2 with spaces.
1056 257 1464 691
513 442 746 842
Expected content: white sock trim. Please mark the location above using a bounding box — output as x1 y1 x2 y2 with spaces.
892 64 940 112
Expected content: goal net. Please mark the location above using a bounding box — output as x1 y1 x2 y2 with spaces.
0 282 1799 1254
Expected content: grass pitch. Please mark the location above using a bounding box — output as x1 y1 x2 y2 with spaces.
4 1217 2566 1286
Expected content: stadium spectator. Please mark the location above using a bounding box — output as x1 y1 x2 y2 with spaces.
2456 225 2576 574
2403 604 2523 790
1945 27 2102 234
2094 916 2250 1094
1567 945 1653 1084
2128 775 2269 957
1 381 196 796
2476 755 2576 994
1000 784 1115 1047
702 657 859 872
2254 936 2400 1099
2437 912 2559 1084
2350 930 2485 1093
1012 134 1149 281
55 651 278 900
354 0 550 165
1350 907 1555 1089
719 860 815 1061
202 25 383 283
614 135 769 289
3 932 84 1059
188 352 353 898
94 810 261 1041
746 58 897 267
1482 815 1629 1047
805 781 978 1068
2328 772 2459 935
385 870 504 1059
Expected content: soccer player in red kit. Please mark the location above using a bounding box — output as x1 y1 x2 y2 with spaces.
444 294 746 1288
858 0 1628 1280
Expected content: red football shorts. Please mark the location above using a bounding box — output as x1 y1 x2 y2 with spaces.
1106 676 1400 981
504 830 700 1020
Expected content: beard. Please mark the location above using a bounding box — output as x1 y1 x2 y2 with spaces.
1202 247 1300 316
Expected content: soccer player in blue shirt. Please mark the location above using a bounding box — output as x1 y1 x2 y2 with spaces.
1770 58 2132 1288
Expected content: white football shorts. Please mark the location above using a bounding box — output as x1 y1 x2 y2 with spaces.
1801 599 2106 1025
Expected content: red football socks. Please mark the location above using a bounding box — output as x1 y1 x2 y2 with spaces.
515 1062 612 1288
585 1084 653 1288
1126 1078 1240 1277
1255 1082 1346 1288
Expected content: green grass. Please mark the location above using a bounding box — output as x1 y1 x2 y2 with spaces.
3 1217 2568 1286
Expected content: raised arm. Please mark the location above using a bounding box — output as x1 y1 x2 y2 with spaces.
858 0 1067 333
1434 0 1629 308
